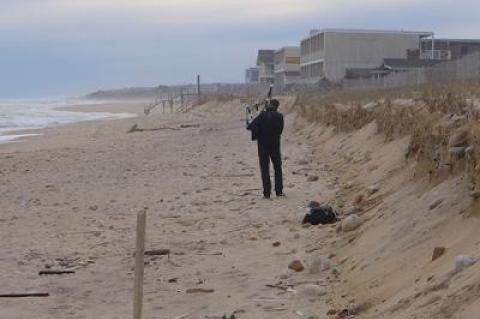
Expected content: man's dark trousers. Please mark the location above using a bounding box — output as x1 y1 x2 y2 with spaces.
247 106 284 198
258 143 283 198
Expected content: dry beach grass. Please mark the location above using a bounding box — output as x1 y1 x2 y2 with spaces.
293 81 480 318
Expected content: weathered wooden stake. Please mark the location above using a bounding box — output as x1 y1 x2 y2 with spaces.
133 210 147 319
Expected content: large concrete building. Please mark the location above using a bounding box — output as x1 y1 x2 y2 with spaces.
245 67 259 84
256 50 275 85
274 46 301 91
300 28 434 83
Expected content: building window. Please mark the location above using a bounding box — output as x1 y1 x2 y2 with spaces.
461 46 469 56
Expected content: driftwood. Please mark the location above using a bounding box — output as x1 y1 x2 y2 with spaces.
39 270 76 276
167 259 182 268
132 249 170 257
179 124 200 129
128 124 180 133
265 283 289 291
185 288 215 294
144 249 170 256
222 174 254 178
197 252 223 256
65 230 104 234
0 292 49 298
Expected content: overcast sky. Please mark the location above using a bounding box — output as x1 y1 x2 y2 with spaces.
0 0 479 98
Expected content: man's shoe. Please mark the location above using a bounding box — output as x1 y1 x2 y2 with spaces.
263 194 271 199
276 193 286 198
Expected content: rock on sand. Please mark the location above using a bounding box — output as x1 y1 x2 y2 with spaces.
342 214 364 232
289 260 305 272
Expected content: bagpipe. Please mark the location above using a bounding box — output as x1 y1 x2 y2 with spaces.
245 85 273 128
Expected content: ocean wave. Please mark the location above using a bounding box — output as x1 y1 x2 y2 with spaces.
0 99 135 143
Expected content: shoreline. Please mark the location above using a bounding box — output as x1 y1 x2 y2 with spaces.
0 102 139 145
0 100 197 153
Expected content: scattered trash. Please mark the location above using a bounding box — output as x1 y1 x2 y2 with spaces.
448 147 466 155
309 255 330 274
331 267 341 276
302 202 338 226
307 176 319 182
455 255 475 271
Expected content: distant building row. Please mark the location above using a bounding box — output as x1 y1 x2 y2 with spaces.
245 28 480 90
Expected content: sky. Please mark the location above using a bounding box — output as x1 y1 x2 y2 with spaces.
0 0 479 98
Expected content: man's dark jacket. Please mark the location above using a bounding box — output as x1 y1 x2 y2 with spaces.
247 109 284 148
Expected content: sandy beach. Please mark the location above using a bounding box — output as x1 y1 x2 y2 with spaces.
3 95 480 319
0 99 346 318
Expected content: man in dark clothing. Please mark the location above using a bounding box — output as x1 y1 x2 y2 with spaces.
247 99 284 199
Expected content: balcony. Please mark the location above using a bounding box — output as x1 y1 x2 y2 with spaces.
275 63 301 74
300 50 324 65
420 50 451 60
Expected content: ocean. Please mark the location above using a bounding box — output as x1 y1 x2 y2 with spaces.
0 99 134 143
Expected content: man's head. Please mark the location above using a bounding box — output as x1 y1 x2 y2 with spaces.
267 99 280 111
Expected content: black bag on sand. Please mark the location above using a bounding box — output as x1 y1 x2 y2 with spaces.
302 202 338 226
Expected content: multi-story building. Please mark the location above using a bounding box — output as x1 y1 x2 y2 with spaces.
420 39 480 60
300 28 434 83
256 50 275 85
274 46 301 91
245 67 259 84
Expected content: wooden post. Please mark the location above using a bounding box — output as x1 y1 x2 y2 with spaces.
197 75 201 105
133 210 146 319
180 89 184 112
